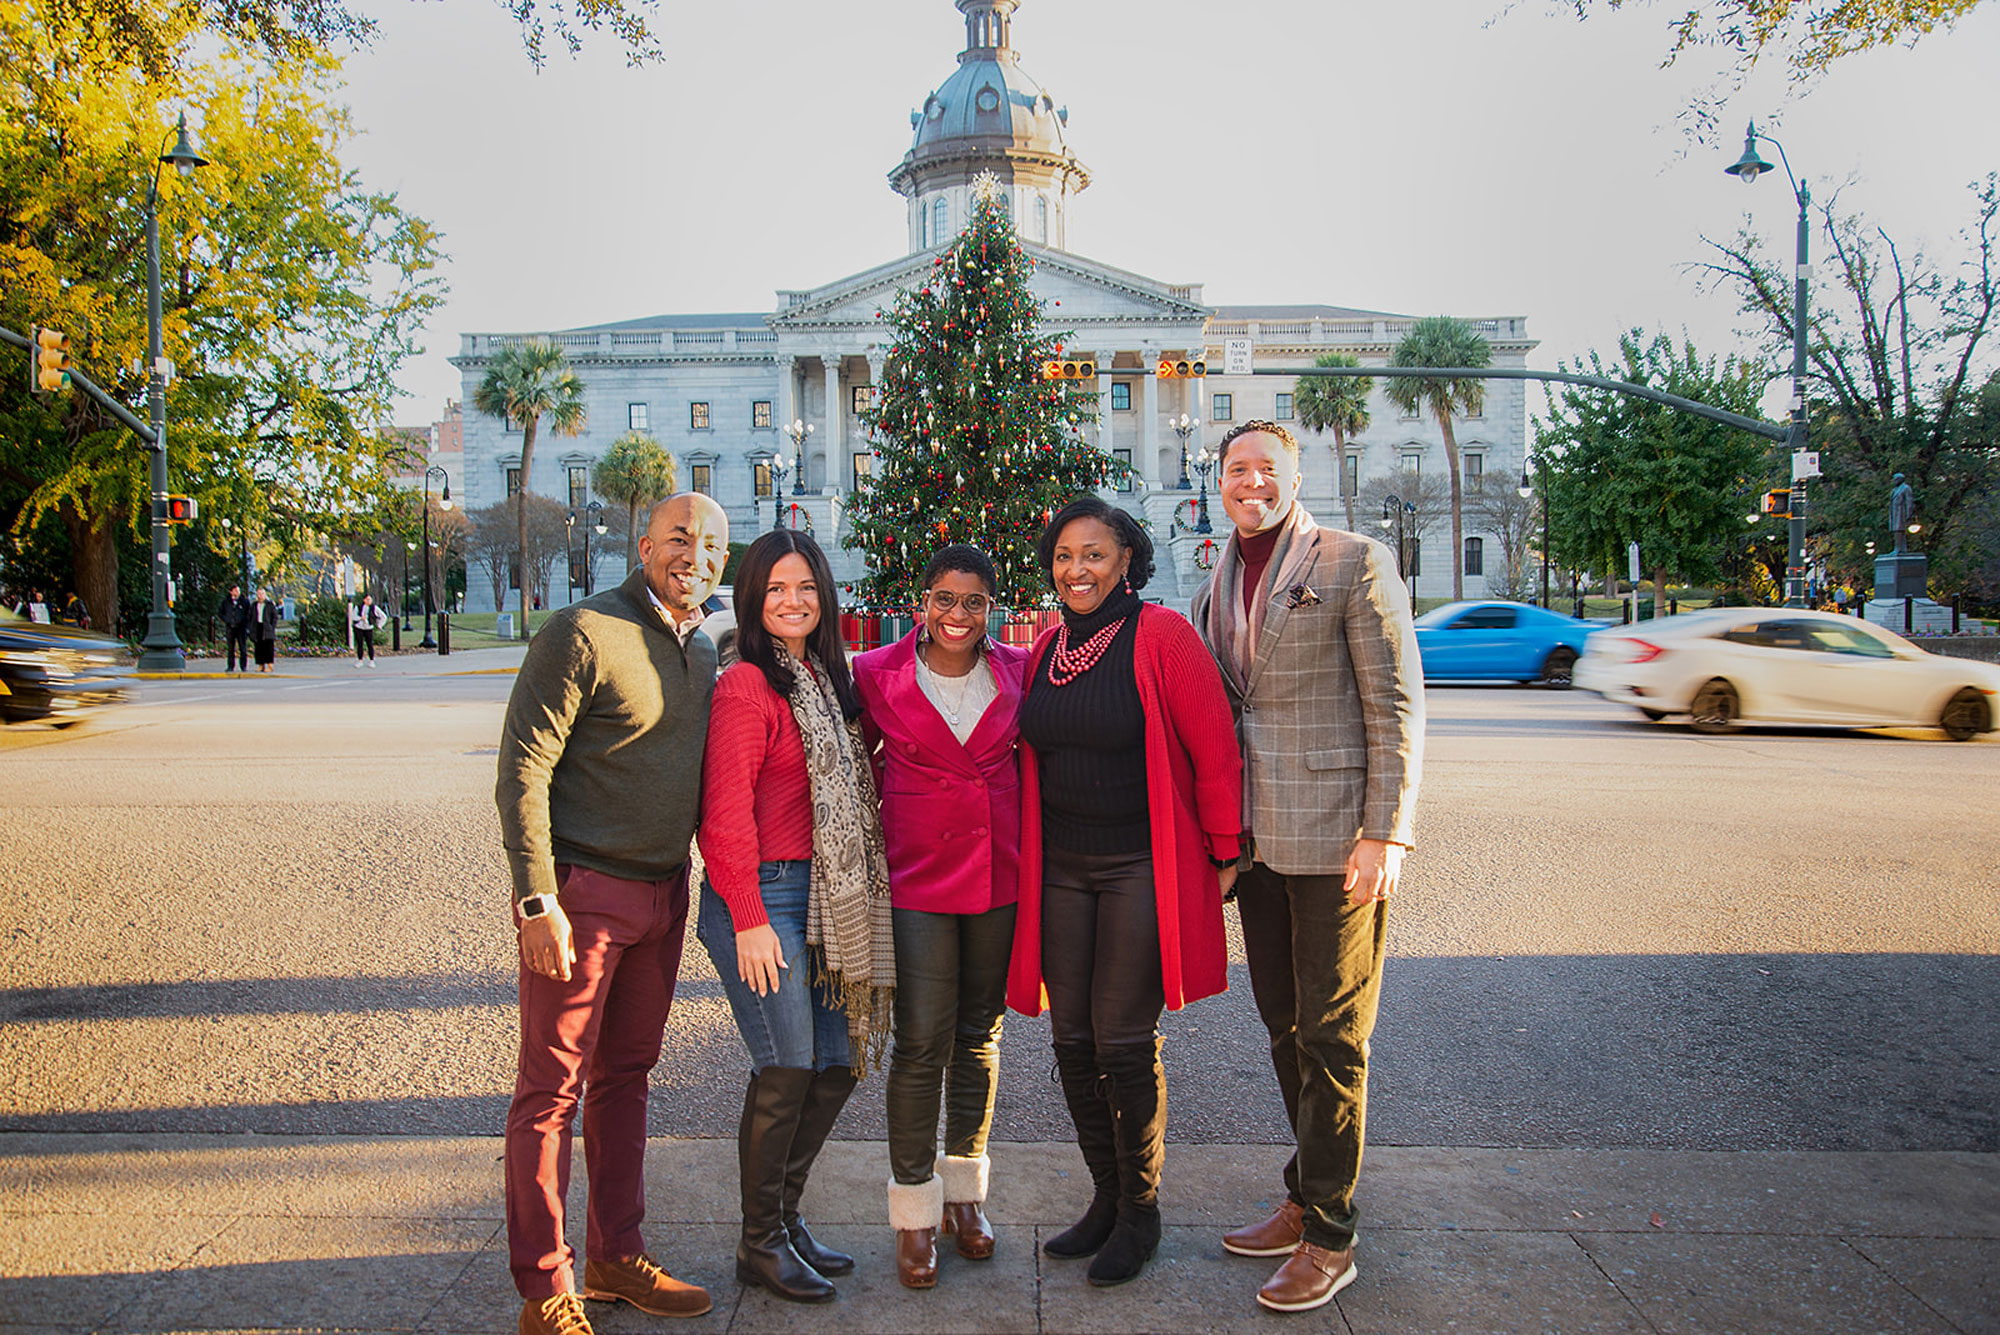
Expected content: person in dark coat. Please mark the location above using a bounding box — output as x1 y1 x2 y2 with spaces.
219 585 251 672
249 588 279 672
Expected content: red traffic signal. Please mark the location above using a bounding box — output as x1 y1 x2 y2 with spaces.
163 495 198 524
1155 357 1206 379
1761 488 1790 517
31 327 70 394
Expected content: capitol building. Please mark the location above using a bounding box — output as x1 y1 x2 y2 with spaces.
451 0 1535 611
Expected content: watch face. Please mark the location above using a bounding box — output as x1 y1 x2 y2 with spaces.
520 898 548 918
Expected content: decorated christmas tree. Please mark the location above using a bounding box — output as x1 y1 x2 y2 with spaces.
846 173 1116 608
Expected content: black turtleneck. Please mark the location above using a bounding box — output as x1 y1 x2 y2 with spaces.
1018 585 1150 855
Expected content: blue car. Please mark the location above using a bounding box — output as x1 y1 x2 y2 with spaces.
1413 600 1595 687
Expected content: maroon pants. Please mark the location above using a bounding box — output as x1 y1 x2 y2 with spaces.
505 864 689 1299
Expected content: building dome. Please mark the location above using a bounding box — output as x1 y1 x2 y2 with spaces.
890 0 1090 253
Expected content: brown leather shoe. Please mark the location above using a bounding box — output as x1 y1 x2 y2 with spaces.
1255 1241 1356 1313
896 1227 939 1289
580 1253 712 1318
942 1200 996 1260
1222 1198 1305 1257
519 1292 595 1335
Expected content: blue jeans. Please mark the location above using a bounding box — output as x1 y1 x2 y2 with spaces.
697 859 851 1072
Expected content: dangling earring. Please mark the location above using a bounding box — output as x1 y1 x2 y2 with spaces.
1121 572 1133 595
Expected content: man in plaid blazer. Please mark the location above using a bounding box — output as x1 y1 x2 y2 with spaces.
1190 420 1424 1314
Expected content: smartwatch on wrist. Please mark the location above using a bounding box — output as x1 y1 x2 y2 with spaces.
517 893 556 922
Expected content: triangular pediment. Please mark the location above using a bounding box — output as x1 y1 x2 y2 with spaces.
769 245 1208 335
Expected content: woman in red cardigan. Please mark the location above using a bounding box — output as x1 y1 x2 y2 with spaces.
1007 497 1243 1289
853 544 1028 1290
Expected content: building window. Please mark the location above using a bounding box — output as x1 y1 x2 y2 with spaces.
1034 195 1049 244
1465 536 1484 576
1113 448 1133 493
1342 453 1359 499
505 466 522 497
1401 453 1422 477
690 401 710 430
1212 393 1233 422
852 452 873 489
1110 382 1131 411
851 385 874 415
1275 392 1294 421
932 197 949 244
628 403 648 431
1464 453 1484 489
691 463 712 496
753 400 772 429
567 465 588 509
753 461 773 498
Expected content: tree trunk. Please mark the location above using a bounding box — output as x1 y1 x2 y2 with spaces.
516 417 538 639
1439 413 1464 599
626 497 639 572
1655 565 1669 619
59 500 120 636
1334 428 1355 534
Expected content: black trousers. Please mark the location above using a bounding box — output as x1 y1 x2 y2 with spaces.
355 629 375 660
1234 860 1388 1251
886 903 1015 1184
225 629 249 671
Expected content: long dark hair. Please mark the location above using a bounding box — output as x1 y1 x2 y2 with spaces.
734 529 860 720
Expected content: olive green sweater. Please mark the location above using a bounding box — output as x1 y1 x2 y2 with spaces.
496 569 717 904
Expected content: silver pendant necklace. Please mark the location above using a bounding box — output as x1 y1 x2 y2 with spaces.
918 644 976 726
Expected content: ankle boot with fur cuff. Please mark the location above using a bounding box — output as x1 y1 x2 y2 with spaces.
937 1153 995 1259
887 1175 944 1288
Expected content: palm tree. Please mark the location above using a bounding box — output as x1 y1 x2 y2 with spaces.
1385 316 1490 598
592 431 678 573
1293 352 1372 533
471 339 587 638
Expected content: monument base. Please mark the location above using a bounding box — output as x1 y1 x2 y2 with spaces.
1864 598 1953 636
1874 552 1928 600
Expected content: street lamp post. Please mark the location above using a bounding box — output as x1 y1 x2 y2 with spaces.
136 113 208 672
1728 122 1812 608
567 499 606 597
1171 413 1196 490
767 455 792 531
420 465 450 649
1519 467 1550 608
1190 444 1217 534
783 419 814 497
1378 494 1416 597
402 541 415 630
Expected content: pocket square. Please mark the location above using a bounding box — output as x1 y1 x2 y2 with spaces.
1285 583 1322 609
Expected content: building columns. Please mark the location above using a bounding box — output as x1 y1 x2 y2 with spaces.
1140 347 1161 490
821 355 843 492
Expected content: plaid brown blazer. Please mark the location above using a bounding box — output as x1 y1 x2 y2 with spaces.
1192 508 1424 874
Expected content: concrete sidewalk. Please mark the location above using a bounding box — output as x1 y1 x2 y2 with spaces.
157 644 529 680
2 1135 1992 1334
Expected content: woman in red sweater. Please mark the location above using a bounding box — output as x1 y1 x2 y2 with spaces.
1007 496 1244 1289
696 530 893 1305
853 545 1028 1289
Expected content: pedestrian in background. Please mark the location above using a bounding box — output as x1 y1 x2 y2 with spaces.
351 593 385 666
696 528 893 1306
219 585 250 673
249 588 279 673
1191 421 1424 1314
496 493 730 1335
852 544 1026 1290
1007 497 1243 1290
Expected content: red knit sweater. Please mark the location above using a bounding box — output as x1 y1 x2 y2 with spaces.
697 660 814 930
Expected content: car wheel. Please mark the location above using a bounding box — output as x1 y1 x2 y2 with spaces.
1639 708 1668 722
1939 687 1989 742
1689 679 1740 734
1540 647 1577 689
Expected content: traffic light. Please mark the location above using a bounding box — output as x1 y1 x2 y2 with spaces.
30 327 70 394
1155 356 1206 379
163 495 198 525
1041 359 1097 381
1761 488 1790 517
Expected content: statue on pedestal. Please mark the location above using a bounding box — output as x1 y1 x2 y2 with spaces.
1890 473 1916 553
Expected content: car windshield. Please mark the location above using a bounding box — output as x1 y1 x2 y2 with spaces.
1414 605 1469 628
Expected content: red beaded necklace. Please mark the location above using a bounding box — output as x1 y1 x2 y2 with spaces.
1046 614 1128 686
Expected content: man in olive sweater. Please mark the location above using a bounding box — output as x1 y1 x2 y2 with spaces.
497 493 728 1335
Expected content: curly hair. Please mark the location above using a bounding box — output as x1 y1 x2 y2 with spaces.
921 543 999 596
1216 419 1302 468
1035 496 1155 593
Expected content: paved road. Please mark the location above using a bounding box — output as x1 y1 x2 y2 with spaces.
2 664 1994 1152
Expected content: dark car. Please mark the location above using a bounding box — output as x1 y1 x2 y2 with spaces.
1413 600 1596 687
0 611 133 726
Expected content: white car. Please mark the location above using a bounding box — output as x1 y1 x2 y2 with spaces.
1574 607 2000 740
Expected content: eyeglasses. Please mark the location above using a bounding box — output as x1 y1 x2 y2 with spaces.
925 590 992 616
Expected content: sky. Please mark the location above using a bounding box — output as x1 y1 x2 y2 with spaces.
331 0 2000 428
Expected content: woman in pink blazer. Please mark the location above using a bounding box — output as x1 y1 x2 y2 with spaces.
853 545 1028 1290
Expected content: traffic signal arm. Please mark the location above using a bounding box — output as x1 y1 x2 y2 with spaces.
0 322 159 444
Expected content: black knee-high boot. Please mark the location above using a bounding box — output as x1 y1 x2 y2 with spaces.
1087 1042 1165 1286
783 1065 857 1276
1045 1043 1120 1260
735 1067 836 1303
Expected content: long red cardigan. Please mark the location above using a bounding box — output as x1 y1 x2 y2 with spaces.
1005 603 1244 1016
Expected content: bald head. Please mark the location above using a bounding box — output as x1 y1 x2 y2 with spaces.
640 492 730 620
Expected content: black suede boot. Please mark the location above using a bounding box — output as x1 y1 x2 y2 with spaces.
1087 1045 1166 1287
783 1065 857 1276
1044 1044 1120 1260
735 1067 836 1303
